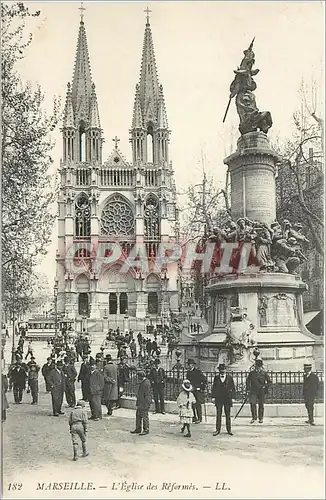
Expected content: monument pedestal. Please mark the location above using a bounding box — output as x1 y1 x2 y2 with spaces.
181 131 319 371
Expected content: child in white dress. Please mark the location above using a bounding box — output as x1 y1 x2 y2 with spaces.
176 379 196 438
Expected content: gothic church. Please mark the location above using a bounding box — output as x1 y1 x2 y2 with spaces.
56 10 179 328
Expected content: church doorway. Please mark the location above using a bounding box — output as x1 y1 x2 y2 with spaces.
120 292 128 315
109 293 117 315
78 293 89 317
148 292 158 314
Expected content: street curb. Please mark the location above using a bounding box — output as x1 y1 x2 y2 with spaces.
120 397 324 418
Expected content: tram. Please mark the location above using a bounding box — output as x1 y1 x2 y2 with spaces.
25 317 75 341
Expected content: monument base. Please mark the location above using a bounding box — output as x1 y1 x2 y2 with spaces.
180 273 320 371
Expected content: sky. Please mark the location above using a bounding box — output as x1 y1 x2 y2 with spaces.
13 1 324 286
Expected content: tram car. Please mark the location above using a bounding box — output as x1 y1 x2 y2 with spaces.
25 317 74 341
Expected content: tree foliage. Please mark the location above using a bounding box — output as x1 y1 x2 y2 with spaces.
1 2 60 315
275 81 324 256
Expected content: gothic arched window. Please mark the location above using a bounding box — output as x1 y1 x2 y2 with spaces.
75 193 91 237
144 195 160 240
100 194 134 236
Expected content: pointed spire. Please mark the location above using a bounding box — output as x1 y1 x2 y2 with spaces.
157 84 169 129
132 84 143 128
137 12 160 126
89 83 101 128
63 82 75 128
71 14 93 124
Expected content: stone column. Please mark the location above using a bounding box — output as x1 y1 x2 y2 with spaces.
224 131 280 226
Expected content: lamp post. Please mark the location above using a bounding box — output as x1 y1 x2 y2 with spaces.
54 278 59 340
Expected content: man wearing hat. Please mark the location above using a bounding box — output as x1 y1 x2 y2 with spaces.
246 359 271 424
78 354 91 402
186 359 207 423
103 354 118 416
130 371 152 435
303 363 319 426
211 364 235 436
88 358 105 421
69 400 89 461
10 357 28 404
47 360 66 416
63 356 77 408
42 357 55 392
28 360 40 405
149 358 166 414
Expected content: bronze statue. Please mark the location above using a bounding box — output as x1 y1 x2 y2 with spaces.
223 39 273 135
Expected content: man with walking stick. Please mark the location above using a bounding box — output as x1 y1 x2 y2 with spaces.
246 358 271 424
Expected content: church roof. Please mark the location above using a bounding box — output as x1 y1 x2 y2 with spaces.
131 15 169 130
103 148 131 169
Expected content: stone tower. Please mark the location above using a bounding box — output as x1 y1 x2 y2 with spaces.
56 11 179 330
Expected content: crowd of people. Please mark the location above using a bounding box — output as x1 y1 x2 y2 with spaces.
1 325 321 461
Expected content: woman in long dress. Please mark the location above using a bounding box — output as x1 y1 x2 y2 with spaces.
176 380 196 438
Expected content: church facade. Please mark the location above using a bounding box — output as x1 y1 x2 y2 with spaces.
56 12 180 327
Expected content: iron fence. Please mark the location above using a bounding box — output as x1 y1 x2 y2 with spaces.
124 369 324 404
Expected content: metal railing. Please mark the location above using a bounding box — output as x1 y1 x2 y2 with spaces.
123 369 324 404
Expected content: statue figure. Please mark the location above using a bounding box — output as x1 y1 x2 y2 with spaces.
223 39 273 135
255 224 274 271
289 222 309 244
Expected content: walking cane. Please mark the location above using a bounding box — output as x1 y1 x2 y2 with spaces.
204 393 207 422
233 395 248 421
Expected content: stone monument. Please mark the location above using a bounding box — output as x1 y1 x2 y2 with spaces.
181 40 320 371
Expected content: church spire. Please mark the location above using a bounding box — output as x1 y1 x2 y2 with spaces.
130 11 170 166
62 5 102 164
71 11 94 125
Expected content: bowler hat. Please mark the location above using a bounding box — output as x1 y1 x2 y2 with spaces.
218 364 226 371
187 359 195 365
106 354 112 361
304 363 312 369
255 359 263 366
182 379 193 392
154 358 161 365
137 370 146 378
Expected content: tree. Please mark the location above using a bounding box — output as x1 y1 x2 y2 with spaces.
275 81 324 256
1 3 60 315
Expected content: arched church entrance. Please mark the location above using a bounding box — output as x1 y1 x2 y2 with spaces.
146 274 160 315
100 266 134 322
76 274 90 317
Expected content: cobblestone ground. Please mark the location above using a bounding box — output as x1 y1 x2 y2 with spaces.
2 342 324 500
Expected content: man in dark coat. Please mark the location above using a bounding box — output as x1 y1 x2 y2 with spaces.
47 360 66 416
103 355 118 416
149 358 166 414
246 359 271 424
10 358 28 403
211 364 235 435
63 357 77 408
28 361 40 405
88 359 105 421
42 357 54 392
117 357 130 408
78 355 91 401
130 371 152 435
303 363 319 426
186 359 207 423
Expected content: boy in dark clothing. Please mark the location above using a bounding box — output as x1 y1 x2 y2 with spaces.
69 400 89 461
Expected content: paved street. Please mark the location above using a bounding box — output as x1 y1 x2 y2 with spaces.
2 342 324 500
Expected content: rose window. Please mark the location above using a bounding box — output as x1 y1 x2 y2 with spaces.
101 194 134 236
